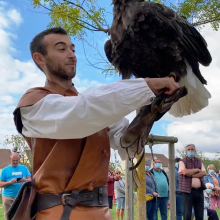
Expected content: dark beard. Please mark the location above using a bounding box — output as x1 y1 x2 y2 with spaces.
46 58 75 80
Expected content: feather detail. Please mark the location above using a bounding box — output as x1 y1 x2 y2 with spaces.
169 62 211 117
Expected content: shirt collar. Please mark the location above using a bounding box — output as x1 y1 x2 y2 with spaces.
44 79 78 96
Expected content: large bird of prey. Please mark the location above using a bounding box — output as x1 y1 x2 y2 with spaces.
105 0 212 117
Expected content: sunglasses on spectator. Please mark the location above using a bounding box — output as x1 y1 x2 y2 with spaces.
115 172 121 174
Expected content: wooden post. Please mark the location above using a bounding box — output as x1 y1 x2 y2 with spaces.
125 159 134 220
137 154 146 220
168 142 176 220
130 134 178 220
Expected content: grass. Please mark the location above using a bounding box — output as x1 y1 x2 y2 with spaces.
0 201 219 220
110 204 137 220
0 203 4 220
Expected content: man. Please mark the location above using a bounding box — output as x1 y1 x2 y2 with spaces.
13 27 180 220
150 159 169 220
114 170 125 220
107 165 119 209
0 152 31 220
179 144 207 220
175 158 183 220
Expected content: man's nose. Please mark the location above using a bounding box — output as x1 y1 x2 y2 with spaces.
68 49 76 59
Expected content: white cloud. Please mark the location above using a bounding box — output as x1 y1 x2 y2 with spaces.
0 96 15 105
7 9 22 26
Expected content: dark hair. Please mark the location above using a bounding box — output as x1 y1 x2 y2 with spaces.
30 27 67 70
175 158 181 163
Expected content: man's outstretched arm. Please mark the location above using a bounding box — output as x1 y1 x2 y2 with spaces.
19 78 179 140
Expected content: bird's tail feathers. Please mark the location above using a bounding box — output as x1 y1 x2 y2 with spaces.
169 63 211 117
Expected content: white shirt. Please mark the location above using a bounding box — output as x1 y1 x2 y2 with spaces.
20 78 155 160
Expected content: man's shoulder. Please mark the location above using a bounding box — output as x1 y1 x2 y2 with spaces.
17 87 52 109
1 165 11 172
150 168 154 174
195 157 202 162
17 164 28 170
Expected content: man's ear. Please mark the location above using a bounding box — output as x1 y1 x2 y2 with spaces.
33 52 45 68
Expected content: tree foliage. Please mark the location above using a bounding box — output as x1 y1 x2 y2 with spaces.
32 0 109 41
176 0 220 31
4 135 33 171
31 0 220 38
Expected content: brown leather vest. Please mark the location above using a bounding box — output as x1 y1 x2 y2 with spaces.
179 157 206 193
14 80 113 220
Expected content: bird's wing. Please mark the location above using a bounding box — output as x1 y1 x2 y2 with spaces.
108 2 212 83
140 2 212 83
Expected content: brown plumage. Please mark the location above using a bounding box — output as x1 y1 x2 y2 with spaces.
105 0 212 117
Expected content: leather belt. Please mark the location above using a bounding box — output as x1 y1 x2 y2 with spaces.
32 186 108 220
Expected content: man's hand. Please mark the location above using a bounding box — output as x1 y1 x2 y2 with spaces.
145 77 180 96
191 169 206 178
214 186 220 192
18 177 26 183
181 168 201 177
10 178 17 184
152 192 158 197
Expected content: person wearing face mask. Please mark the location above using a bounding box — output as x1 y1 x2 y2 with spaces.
150 159 169 220
204 164 220 210
175 158 183 220
192 183 219 220
145 159 158 220
179 144 207 220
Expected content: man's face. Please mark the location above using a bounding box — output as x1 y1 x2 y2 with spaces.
186 145 196 154
41 34 77 80
154 159 162 168
10 154 20 167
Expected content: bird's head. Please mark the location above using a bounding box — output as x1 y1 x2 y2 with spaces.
104 39 113 63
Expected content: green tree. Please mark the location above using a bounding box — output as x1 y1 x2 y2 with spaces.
4 134 33 171
31 0 220 37
176 0 220 30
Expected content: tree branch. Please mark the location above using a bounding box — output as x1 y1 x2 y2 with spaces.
193 17 220 26
64 0 109 33
82 41 115 72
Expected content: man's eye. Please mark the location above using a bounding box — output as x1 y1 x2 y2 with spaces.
59 48 65 51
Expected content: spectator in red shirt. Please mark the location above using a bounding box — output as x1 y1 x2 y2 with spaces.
107 165 119 209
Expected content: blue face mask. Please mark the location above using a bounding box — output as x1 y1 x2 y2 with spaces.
155 163 161 168
187 151 195 158
206 189 212 194
145 165 150 171
175 163 179 168
209 170 215 175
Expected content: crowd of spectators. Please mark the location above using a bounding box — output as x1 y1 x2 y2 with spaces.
145 144 220 220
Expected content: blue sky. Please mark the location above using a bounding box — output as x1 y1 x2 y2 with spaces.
1 0 220 159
